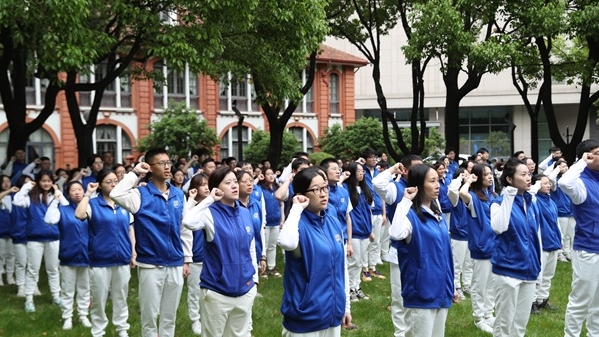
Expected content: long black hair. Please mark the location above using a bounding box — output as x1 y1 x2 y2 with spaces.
345 162 373 208
407 164 442 221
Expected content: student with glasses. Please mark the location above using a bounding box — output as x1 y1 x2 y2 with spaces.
75 168 133 337
110 148 192 337
278 166 352 335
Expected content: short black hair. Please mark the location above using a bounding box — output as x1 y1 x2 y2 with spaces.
144 148 169 165
477 148 489 154
86 154 103 167
444 147 455 155
292 152 310 160
576 139 599 159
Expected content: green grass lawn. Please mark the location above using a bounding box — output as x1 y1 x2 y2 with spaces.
0 260 577 336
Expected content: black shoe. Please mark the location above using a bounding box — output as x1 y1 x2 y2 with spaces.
539 299 558 311
531 302 541 315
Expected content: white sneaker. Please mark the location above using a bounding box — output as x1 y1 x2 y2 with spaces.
16 286 25 297
80 316 92 328
6 274 15 285
456 288 466 301
474 319 493 334
557 253 568 262
118 331 129 337
63 319 73 330
191 321 202 335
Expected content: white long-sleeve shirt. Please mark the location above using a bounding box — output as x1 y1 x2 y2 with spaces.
558 158 587 205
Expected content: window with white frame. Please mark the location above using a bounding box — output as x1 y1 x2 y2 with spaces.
78 63 131 108
329 73 339 115
153 61 199 109
0 128 54 166
289 127 314 153
219 74 258 112
93 125 132 165
220 126 251 160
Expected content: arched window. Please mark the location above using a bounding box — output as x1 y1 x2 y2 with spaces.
329 73 339 114
289 127 314 153
0 128 55 166
220 126 251 160
93 125 132 164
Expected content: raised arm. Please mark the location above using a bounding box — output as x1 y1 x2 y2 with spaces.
75 183 97 220
110 162 147 214
278 196 308 251
490 187 517 234
558 155 588 205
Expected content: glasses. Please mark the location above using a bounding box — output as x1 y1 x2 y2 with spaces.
103 179 118 185
306 185 329 195
150 161 171 168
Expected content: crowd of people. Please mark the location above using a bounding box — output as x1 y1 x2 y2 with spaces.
0 141 598 337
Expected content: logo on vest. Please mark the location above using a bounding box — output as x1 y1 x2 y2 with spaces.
340 197 346 204
335 234 342 242
253 212 259 219
173 200 180 208
246 226 252 234
120 209 127 215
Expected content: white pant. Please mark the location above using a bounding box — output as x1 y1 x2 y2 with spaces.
200 285 257 337
25 241 60 298
0 237 15 276
348 238 369 290
493 275 536 337
451 239 473 289
282 325 341 337
60 265 90 319
390 260 407 337
380 218 391 259
367 214 383 268
405 308 448 337
564 250 599 337
13 243 27 287
535 250 558 301
558 217 576 254
470 259 494 320
138 266 184 337
187 262 203 322
265 226 280 270
90 265 131 337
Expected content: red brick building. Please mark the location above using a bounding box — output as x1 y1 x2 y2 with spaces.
0 45 367 169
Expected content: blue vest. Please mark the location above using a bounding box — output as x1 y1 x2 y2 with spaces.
536 193 561 252
363 165 383 215
88 196 132 267
491 193 541 281
467 191 497 259
281 208 346 333
262 185 281 226
572 168 599 253
0 205 10 238
81 173 98 192
344 183 372 239
134 182 185 266
449 199 468 241
243 197 264 259
328 184 350 239
200 201 255 297
192 230 205 263
438 179 452 213
552 177 574 217
58 202 89 266
10 194 28 244
389 178 407 251
27 199 59 242
397 208 454 308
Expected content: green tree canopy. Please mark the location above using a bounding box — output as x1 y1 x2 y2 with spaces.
136 103 218 159
243 130 300 166
319 118 387 161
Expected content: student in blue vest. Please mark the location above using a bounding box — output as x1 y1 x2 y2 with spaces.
259 167 284 278
548 158 576 262
13 170 62 312
434 161 452 229
373 155 422 337
344 162 373 300
0 175 17 287
182 166 258 337
490 158 541 337
81 154 104 192
76 169 133 337
183 173 210 336
529 173 561 314
559 139 599 337
447 168 473 301
389 164 456 337
278 166 352 336
45 181 92 330
110 148 192 337
458 163 497 334
10 175 32 297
